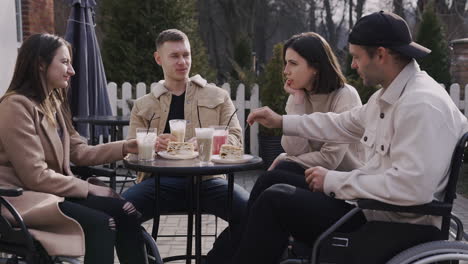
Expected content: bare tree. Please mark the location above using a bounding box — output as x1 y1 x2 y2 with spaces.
355 0 366 19
416 0 468 40
308 0 317 32
393 0 405 18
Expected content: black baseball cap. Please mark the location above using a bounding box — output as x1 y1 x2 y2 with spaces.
348 11 431 59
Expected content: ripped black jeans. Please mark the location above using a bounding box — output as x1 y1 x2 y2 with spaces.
59 195 147 264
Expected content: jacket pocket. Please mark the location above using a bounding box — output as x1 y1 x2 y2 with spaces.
360 129 376 161
196 99 224 126
197 97 224 109
137 110 160 123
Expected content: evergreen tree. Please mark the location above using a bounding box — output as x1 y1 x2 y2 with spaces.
416 1 451 86
258 43 288 136
100 0 215 86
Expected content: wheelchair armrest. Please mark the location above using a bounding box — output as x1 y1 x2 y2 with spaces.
356 199 452 216
0 187 23 197
71 165 116 178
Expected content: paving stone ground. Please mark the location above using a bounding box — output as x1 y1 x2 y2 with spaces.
110 169 468 264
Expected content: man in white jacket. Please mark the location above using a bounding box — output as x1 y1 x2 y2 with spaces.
230 11 468 264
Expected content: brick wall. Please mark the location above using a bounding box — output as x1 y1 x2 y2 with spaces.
451 38 468 89
21 0 55 38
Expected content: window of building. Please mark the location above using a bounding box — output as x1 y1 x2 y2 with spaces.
15 0 22 44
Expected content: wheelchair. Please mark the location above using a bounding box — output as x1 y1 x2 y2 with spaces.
0 187 163 264
281 132 468 264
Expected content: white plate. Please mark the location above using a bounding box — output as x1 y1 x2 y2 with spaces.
211 154 254 164
158 151 198 160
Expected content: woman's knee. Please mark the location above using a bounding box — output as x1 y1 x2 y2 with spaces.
254 171 288 191
256 183 296 206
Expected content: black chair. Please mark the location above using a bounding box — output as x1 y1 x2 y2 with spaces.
0 187 80 264
0 186 163 264
73 118 137 193
282 132 468 264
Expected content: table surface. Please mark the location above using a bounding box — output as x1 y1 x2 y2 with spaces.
73 115 130 126
123 154 263 176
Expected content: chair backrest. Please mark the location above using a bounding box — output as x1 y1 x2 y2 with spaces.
438 131 468 238
443 132 468 204
0 195 37 260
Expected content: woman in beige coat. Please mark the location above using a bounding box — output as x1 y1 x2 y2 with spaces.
0 34 147 264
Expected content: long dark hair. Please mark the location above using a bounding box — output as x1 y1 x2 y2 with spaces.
3 33 75 133
283 32 346 94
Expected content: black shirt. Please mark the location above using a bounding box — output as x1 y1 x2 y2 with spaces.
163 92 186 133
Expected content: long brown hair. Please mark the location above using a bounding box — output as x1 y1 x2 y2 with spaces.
2 33 75 133
283 32 346 94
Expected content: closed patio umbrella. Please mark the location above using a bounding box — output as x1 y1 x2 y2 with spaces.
64 0 112 140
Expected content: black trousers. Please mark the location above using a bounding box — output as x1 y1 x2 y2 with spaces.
231 161 367 264
59 195 147 264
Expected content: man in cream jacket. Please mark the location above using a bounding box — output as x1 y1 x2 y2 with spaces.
122 29 249 263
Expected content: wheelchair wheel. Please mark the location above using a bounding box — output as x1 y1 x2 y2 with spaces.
142 228 163 264
386 241 468 264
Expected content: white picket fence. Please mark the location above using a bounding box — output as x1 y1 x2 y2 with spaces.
105 82 468 157
449 83 468 116
107 82 260 155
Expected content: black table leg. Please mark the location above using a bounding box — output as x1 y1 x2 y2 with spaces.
186 176 194 264
195 177 202 264
152 174 161 239
109 125 117 190
90 124 96 145
227 172 234 240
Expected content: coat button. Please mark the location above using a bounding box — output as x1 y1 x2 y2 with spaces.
329 192 336 198
380 113 384 119
381 145 384 151
364 136 368 142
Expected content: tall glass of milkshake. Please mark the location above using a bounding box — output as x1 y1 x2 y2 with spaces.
136 128 157 161
195 127 214 166
169 119 186 142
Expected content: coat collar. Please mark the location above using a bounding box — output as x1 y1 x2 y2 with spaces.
151 75 207 99
380 59 420 105
36 105 64 172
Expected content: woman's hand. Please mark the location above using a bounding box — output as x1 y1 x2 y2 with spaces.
123 139 138 155
88 184 121 199
284 80 305 104
156 134 177 152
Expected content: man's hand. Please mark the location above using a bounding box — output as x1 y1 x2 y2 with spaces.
156 134 177 152
247 107 283 128
305 166 328 192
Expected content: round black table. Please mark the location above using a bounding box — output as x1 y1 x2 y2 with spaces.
123 154 263 264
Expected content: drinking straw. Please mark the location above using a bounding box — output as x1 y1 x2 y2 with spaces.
197 105 202 128
225 109 238 130
146 113 156 134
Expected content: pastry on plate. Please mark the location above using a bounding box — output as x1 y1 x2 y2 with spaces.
219 144 243 160
167 142 195 155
